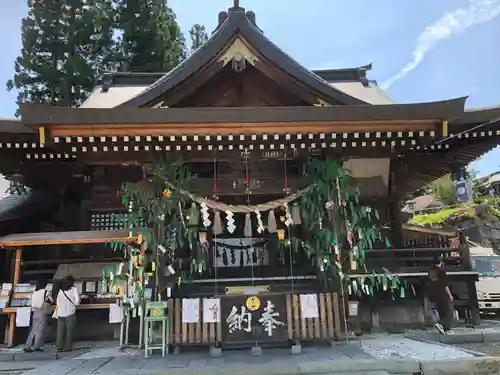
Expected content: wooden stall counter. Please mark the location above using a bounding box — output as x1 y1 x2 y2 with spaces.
0 229 138 347
2 303 113 314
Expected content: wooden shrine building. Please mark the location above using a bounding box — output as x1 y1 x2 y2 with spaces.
0 1 500 349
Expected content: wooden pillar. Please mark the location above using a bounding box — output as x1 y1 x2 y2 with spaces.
7 247 22 347
466 279 479 326
390 169 404 248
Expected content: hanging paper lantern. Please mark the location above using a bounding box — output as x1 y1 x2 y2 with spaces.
277 229 285 240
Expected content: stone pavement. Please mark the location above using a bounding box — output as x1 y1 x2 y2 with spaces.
2 335 500 375
2 344 380 375
405 319 500 345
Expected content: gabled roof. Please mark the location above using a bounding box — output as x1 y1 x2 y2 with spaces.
119 4 368 108
81 64 392 108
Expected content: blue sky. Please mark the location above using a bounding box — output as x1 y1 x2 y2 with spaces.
1 0 499 176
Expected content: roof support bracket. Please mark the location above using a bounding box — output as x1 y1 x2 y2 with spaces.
442 119 449 137
39 126 46 146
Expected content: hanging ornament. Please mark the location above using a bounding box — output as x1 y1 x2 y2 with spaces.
291 204 301 225
255 210 264 234
277 229 285 240
214 211 223 235
178 201 186 228
244 213 252 237
162 189 172 199
325 200 334 210
200 202 211 228
283 152 290 195
267 210 277 233
226 210 236 233
347 227 354 247
283 203 293 227
188 202 199 226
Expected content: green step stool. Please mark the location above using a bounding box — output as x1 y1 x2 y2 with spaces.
143 301 169 358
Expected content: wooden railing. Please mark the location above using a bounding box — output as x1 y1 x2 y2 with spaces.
402 224 459 249
361 247 470 273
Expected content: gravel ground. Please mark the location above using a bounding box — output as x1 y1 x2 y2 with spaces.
453 341 500 356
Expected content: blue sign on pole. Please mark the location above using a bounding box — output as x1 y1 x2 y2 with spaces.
455 180 470 202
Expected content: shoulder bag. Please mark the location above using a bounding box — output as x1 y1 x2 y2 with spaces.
42 290 52 315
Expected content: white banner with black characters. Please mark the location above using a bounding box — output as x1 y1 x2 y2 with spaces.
213 238 269 267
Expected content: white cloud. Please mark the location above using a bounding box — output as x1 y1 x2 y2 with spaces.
381 0 500 90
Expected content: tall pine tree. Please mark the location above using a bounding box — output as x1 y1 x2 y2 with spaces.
8 0 209 113
6 0 68 114
116 0 186 72
63 0 118 104
189 24 208 53
6 0 117 112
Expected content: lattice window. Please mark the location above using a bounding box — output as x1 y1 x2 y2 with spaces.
89 212 145 231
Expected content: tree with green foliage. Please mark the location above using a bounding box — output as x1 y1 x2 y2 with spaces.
6 0 117 112
189 24 208 53
64 0 120 103
106 160 203 301
6 0 68 114
291 159 395 294
428 174 458 206
115 0 186 72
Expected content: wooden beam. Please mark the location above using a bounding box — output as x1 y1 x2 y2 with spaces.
60 146 395 165
0 230 137 248
48 120 437 137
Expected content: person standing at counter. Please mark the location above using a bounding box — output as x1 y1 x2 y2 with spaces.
54 275 80 352
428 255 454 334
24 279 53 352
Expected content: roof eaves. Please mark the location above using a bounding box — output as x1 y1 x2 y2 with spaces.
19 97 467 126
0 118 35 134
453 104 500 124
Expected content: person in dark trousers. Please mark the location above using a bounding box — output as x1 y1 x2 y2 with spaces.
428 255 454 334
55 275 80 352
24 279 53 352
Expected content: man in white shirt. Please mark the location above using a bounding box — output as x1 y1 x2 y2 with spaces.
24 280 52 352
55 275 80 352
